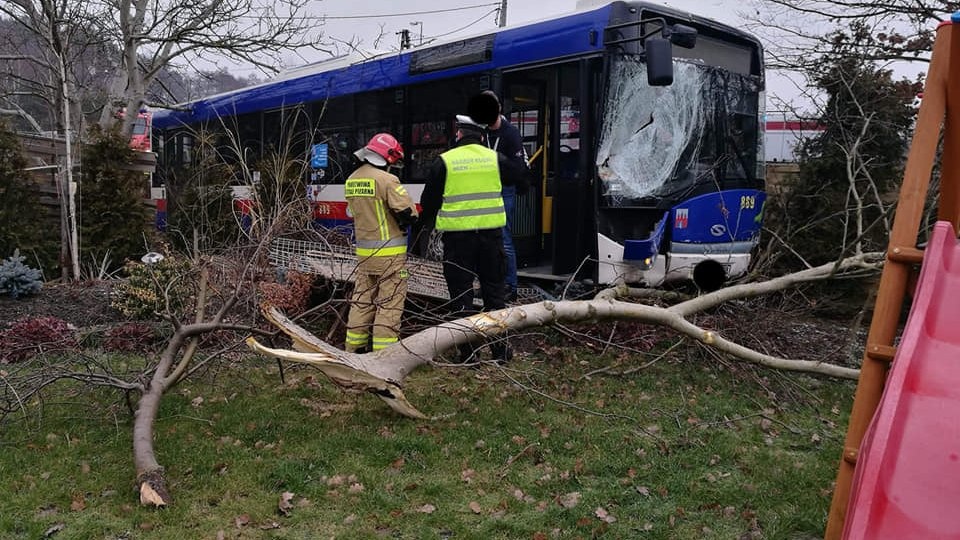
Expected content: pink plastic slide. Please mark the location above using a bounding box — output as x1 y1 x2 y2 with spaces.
843 221 960 539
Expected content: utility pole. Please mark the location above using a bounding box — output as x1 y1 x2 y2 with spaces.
396 28 411 50
498 0 508 27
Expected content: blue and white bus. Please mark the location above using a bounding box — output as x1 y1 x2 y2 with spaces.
152 1 765 292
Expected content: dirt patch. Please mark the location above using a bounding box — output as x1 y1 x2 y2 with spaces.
706 302 865 367
0 281 125 330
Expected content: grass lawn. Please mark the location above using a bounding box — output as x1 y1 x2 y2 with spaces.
0 336 854 539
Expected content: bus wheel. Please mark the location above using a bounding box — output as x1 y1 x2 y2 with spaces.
693 259 726 292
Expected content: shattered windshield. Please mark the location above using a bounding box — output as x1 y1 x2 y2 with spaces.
596 55 761 206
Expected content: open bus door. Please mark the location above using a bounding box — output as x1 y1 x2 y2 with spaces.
504 59 595 283
502 79 547 273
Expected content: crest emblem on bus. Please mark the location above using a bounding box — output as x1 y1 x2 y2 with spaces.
675 208 688 229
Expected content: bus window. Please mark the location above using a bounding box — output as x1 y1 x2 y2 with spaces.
408 120 448 181
181 133 193 167
261 105 313 159
235 112 262 165
304 130 354 185
407 75 487 181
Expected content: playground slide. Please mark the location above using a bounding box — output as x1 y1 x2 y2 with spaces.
843 221 960 539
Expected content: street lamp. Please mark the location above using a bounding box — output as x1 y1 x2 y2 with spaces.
410 21 423 46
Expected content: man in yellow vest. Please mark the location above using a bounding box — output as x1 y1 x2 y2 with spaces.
344 133 418 354
419 116 528 364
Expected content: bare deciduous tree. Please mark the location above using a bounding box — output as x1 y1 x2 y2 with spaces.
753 16 918 281
0 0 106 278
745 0 959 72
86 0 330 134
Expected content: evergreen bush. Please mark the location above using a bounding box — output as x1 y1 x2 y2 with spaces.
111 254 193 319
80 126 150 270
0 249 43 299
166 164 244 251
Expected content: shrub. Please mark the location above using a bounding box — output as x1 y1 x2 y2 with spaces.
80 126 151 271
0 316 78 363
103 322 159 352
258 270 313 315
0 249 43 299
111 255 193 319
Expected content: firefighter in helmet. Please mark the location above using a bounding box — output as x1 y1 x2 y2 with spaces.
343 133 418 354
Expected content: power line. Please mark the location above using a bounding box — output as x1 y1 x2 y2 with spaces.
321 3 500 20
237 3 501 21
421 8 500 43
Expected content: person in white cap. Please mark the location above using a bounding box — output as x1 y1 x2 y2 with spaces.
419 116 528 364
343 133 418 354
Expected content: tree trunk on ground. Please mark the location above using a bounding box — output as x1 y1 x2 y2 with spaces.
132 332 187 507
249 254 879 419
130 271 247 507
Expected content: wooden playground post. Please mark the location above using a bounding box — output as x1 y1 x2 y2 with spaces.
941 16 960 229
824 19 960 539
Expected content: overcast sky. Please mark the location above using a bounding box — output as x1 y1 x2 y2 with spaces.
222 0 808 111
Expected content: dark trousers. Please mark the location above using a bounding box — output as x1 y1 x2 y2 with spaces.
442 229 507 314
442 229 509 360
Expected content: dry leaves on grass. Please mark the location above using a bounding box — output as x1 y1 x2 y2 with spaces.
43 523 65 538
416 504 436 514
557 491 581 509
595 507 617 523
278 492 295 516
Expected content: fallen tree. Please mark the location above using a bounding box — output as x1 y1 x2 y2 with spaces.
248 252 881 420
0 244 880 509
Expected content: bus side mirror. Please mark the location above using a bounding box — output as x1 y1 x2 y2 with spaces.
645 37 673 86
669 24 697 49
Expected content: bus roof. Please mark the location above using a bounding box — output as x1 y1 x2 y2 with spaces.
153 1 761 130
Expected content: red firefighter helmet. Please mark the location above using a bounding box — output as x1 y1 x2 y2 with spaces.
354 133 404 166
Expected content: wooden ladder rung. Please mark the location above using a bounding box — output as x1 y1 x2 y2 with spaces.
888 246 925 264
865 343 897 363
843 446 859 465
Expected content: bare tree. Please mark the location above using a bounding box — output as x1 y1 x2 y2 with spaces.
753 17 919 281
745 0 959 72
134 262 262 507
0 0 108 278
82 0 329 134
0 2 108 132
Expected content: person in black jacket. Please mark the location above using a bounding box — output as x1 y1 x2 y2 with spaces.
468 90 531 301
420 115 528 364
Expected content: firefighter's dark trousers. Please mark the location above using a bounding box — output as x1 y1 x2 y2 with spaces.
441 229 510 361
345 254 408 353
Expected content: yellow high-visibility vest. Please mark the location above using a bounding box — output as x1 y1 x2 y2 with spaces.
436 144 505 232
